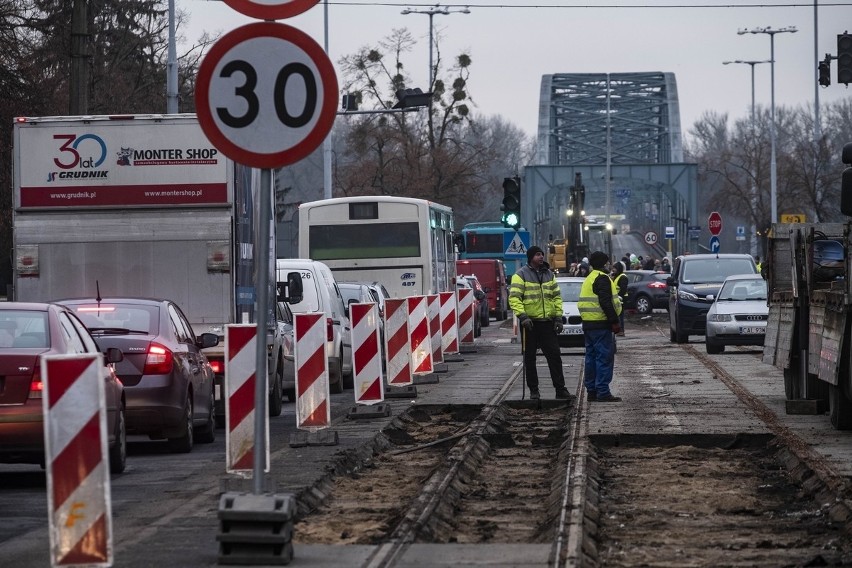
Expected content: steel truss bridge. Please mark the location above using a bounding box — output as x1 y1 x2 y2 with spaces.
526 72 698 255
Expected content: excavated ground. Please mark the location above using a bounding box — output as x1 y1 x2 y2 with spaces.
591 438 852 567
293 403 571 545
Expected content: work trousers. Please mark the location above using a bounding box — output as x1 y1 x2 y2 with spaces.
583 328 616 397
522 321 565 391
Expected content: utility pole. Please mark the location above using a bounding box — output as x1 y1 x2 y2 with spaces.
69 0 89 114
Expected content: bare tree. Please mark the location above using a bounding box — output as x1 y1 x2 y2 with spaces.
334 29 530 227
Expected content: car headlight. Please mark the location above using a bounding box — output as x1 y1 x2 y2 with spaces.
678 290 699 301
708 314 732 322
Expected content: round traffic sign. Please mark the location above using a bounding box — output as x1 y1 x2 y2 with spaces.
221 0 318 20
196 22 338 169
709 235 721 253
644 231 658 245
708 211 723 236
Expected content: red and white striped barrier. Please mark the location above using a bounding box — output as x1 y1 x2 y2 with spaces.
457 287 475 345
350 302 384 404
42 354 113 567
427 294 443 365
295 313 331 429
407 295 433 375
384 298 412 386
439 291 459 354
225 324 269 474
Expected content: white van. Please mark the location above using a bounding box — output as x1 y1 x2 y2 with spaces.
276 259 353 393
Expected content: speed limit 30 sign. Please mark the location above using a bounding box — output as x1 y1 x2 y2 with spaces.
196 22 338 169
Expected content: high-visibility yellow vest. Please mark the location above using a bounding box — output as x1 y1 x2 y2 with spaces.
578 269 622 321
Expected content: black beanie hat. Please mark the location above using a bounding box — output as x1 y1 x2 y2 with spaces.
589 250 609 269
527 245 544 263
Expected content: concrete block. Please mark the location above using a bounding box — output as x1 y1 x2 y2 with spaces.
288 430 339 447
431 362 450 374
217 492 297 565
346 403 391 420
384 385 417 398
414 373 439 384
785 399 822 415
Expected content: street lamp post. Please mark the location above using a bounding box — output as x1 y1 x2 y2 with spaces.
723 59 770 256
401 4 470 89
738 26 797 224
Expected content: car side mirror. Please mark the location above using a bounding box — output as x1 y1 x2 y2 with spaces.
474 290 486 301
104 347 123 364
198 332 219 349
277 272 304 305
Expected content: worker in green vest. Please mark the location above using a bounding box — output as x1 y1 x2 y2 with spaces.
579 251 622 402
509 246 570 401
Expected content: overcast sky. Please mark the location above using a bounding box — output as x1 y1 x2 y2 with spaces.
181 1 852 145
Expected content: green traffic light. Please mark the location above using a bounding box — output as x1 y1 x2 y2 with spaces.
503 212 520 228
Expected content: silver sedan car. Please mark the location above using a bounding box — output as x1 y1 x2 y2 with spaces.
555 276 585 348
705 274 768 354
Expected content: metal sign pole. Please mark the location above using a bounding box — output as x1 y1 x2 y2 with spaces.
253 168 271 493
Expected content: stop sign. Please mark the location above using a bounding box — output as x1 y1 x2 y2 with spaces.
708 211 723 236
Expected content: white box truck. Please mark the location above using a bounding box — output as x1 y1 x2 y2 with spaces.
11 114 295 421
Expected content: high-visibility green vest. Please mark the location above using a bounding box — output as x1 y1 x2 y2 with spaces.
578 269 622 321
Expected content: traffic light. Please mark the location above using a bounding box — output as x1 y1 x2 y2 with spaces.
839 32 852 85
501 176 521 229
818 58 831 87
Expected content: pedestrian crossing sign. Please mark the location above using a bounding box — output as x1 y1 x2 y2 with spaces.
503 230 530 258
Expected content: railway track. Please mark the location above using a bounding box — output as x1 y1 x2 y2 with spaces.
291 325 852 567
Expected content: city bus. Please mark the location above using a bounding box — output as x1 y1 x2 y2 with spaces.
297 196 456 298
458 222 527 277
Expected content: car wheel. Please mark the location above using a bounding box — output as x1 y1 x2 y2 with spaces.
168 396 194 454
481 308 490 327
195 392 216 444
268 363 283 417
705 340 723 354
285 388 296 402
329 352 344 394
342 354 354 391
109 405 127 474
635 295 652 315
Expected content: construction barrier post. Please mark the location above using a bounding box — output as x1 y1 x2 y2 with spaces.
384 298 416 398
347 302 390 420
225 324 269 476
290 313 338 447
43 354 113 567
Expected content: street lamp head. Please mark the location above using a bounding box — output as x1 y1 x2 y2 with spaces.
401 8 411 14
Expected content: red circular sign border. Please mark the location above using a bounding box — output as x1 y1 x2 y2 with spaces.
708 211 723 236
221 0 319 21
195 22 338 169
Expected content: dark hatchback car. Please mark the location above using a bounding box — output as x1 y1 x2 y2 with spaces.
0 302 127 473
61 298 219 453
624 270 669 314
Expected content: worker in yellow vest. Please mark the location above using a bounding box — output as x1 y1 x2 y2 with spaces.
578 251 623 402
508 246 570 401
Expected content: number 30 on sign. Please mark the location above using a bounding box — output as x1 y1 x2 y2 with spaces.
195 22 338 169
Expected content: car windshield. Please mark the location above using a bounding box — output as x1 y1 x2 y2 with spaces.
0 311 49 348
557 280 583 302
681 258 756 284
339 286 363 305
717 279 767 301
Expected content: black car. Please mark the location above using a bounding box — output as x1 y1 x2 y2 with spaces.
61 297 219 453
624 270 669 315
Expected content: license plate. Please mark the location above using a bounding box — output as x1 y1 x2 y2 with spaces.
739 326 765 335
215 383 222 400
565 328 583 335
